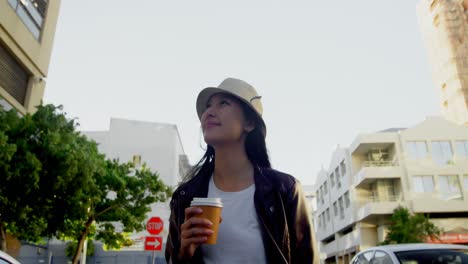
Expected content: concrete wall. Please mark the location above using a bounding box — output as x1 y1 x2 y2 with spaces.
83 118 188 253
0 0 61 114
417 0 468 125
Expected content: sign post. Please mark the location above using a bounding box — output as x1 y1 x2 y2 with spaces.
146 217 164 264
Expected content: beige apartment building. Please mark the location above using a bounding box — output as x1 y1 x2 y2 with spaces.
0 0 60 114
417 0 468 126
313 117 468 264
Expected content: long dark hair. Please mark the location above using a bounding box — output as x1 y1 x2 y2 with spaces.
183 98 271 182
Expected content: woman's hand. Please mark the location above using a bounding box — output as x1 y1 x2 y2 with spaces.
178 207 214 260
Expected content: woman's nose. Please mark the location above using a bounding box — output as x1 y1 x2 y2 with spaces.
203 106 216 119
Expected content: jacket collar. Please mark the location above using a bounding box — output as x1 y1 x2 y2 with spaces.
253 165 274 194
177 165 274 202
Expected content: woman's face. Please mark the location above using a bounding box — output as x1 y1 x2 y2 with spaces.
201 93 254 147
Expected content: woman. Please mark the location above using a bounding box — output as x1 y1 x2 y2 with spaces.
165 78 317 264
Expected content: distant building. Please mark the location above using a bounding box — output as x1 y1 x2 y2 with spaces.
313 117 468 264
417 0 468 125
0 0 60 113
83 118 190 256
302 185 317 218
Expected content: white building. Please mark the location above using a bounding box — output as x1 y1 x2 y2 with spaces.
313 117 468 264
83 118 190 253
417 0 468 126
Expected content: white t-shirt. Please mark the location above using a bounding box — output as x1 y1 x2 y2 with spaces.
201 176 267 264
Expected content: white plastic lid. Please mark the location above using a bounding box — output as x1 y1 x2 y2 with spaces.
190 197 223 207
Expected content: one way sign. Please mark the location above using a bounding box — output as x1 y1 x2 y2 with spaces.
145 236 162 251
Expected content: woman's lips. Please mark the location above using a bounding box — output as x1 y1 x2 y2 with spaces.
204 122 221 129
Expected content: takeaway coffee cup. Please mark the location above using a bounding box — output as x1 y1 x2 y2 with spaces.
190 197 223 244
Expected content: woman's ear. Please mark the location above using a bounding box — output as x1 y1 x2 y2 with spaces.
244 120 255 133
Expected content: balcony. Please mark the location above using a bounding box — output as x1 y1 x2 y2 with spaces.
337 229 359 253
354 161 400 188
356 193 402 222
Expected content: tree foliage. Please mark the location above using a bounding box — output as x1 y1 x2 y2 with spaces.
0 104 99 250
67 160 171 264
0 105 171 264
382 207 441 245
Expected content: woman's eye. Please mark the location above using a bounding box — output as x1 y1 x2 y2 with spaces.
220 100 229 105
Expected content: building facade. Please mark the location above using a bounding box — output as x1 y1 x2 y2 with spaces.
417 0 468 126
313 117 468 264
82 118 190 257
0 0 60 113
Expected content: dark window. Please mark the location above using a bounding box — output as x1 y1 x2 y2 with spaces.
0 258 13 264
356 251 374 264
8 0 48 39
0 43 29 105
395 249 468 263
371 251 392 264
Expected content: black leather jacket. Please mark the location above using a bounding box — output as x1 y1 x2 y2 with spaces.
165 166 319 264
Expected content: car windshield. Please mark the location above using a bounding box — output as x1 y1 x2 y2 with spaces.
395 249 468 264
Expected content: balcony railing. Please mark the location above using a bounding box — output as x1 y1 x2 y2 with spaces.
364 193 400 203
439 192 463 201
362 160 397 167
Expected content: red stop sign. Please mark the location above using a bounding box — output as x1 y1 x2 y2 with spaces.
146 217 163 235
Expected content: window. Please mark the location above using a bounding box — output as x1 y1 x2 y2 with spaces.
324 181 328 194
432 141 453 166
464 175 468 190
0 42 29 106
413 175 435 193
320 186 325 204
406 141 428 159
338 197 344 219
455 141 468 157
7 0 48 39
330 172 335 187
326 208 330 222
333 202 338 217
340 161 346 177
395 249 468 264
438 175 462 200
344 191 350 208
335 167 341 178
371 251 392 264
357 251 374 264
133 155 141 166
335 167 342 188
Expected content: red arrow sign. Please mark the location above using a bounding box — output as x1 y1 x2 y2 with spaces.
146 217 163 235
145 236 162 251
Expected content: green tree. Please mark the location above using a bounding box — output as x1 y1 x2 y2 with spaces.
0 104 171 264
66 240 95 259
0 104 101 251
66 160 171 264
382 207 441 245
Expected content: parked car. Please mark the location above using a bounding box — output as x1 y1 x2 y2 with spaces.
0 250 20 264
351 243 468 264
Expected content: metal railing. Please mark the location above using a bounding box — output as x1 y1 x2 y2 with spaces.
362 160 397 167
366 193 400 203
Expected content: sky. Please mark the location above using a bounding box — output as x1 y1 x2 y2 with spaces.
44 0 439 186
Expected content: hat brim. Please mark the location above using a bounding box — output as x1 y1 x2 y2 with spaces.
196 87 267 137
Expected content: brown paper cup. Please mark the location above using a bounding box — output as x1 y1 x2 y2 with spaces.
191 198 223 245
198 205 222 244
